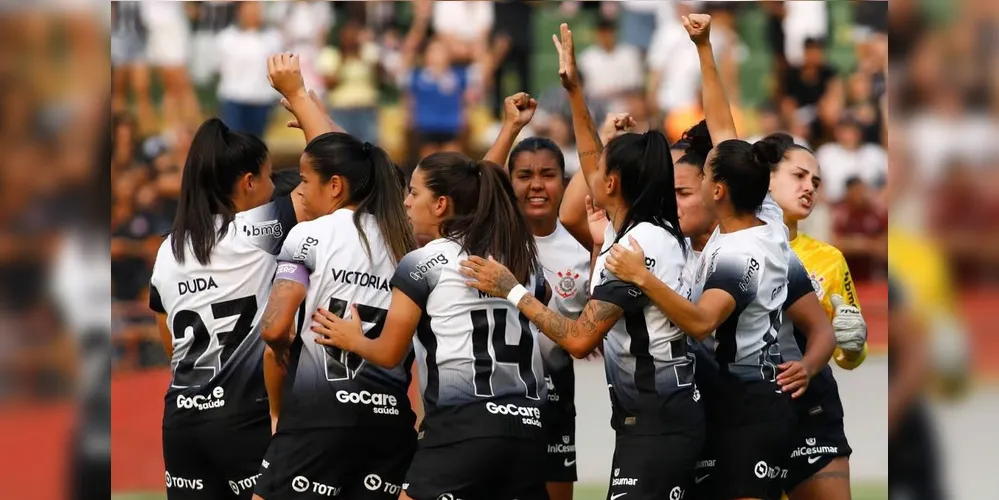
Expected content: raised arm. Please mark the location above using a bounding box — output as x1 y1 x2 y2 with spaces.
554 24 604 183
458 256 622 358
267 54 338 142
684 14 738 144
483 92 538 166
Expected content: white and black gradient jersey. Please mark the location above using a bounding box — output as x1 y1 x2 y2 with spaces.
534 221 590 416
275 209 415 431
391 238 547 447
779 252 843 418
149 196 297 428
688 194 791 383
591 222 697 434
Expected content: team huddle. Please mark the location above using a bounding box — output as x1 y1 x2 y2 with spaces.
149 15 868 500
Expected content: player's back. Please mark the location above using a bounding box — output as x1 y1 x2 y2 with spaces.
150 198 296 427
690 194 790 382
391 238 547 446
592 222 697 432
277 209 415 431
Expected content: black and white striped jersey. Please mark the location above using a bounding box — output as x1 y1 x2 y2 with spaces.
591 222 697 433
688 195 791 384
149 196 297 427
534 221 590 416
391 238 547 446
276 209 415 431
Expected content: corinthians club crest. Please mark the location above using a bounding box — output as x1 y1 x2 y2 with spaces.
555 269 580 299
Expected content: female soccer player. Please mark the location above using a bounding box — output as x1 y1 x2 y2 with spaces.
599 14 796 500
149 53 334 500
311 152 550 500
149 117 304 500
763 131 866 499
458 24 703 500
508 136 591 500
251 54 420 499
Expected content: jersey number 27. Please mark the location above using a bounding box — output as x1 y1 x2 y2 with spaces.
171 296 257 388
323 297 387 381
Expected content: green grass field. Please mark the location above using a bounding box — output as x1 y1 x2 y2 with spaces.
114 481 887 500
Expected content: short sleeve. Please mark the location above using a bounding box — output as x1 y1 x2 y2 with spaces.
277 223 320 272
149 282 165 314
703 249 759 310
239 195 298 254
390 249 448 310
783 253 814 309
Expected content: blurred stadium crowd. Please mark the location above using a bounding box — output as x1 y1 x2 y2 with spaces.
110 0 905 374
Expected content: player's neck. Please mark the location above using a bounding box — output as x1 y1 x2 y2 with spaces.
717 212 763 234
529 216 558 238
691 225 715 252
786 218 800 241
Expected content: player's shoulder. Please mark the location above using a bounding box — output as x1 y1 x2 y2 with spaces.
624 222 684 254
792 233 847 268
398 239 457 270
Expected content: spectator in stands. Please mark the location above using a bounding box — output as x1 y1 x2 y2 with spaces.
188 1 236 86
431 0 493 66
781 37 841 145
816 113 888 203
930 160 999 285
111 1 154 133
271 0 334 96
490 0 534 118
577 17 643 112
832 177 888 281
746 102 810 147
140 1 201 128
317 19 382 144
846 71 883 145
215 1 283 138
399 0 479 159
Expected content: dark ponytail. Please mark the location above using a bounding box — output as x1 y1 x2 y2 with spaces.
759 132 814 161
677 120 713 172
171 118 269 265
708 138 780 215
419 152 539 283
303 133 416 263
604 130 687 256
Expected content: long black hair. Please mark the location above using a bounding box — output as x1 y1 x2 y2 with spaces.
171 118 268 265
303 132 416 263
758 132 814 160
271 168 301 199
418 152 539 283
709 138 782 214
603 130 686 255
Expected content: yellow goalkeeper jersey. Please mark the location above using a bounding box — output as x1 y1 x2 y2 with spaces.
790 232 867 369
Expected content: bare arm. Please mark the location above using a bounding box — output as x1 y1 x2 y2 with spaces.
483 93 538 166
263 345 287 433
685 15 738 144
888 302 929 438
638 276 735 341
155 313 172 358
260 279 307 354
312 288 422 369
785 292 836 377
268 54 336 143
517 294 622 359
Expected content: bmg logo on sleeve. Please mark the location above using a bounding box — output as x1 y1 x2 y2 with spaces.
410 253 448 281
244 220 283 239
294 236 320 261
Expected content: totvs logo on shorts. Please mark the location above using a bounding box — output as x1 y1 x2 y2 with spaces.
291 475 341 497
228 474 261 495
335 390 400 415
176 386 226 411
485 401 542 427
165 471 204 491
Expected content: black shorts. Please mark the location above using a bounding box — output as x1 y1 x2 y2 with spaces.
162 419 271 499
706 378 794 500
889 404 944 500
607 430 705 500
783 416 852 492
254 426 415 500
543 383 577 483
403 437 548 500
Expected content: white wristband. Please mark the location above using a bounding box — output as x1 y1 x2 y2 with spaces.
506 284 529 306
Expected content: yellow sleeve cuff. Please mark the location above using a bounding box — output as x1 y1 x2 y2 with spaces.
833 343 868 370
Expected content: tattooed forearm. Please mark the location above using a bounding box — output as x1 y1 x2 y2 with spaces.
495 272 520 297
261 279 306 351
519 295 622 357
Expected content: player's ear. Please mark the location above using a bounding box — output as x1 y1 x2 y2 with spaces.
329 175 345 201
433 195 449 218
713 181 725 203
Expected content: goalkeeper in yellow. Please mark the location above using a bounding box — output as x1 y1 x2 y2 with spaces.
764 133 867 500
